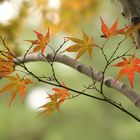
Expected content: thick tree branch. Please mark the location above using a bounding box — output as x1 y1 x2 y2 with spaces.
15 53 140 108
119 0 140 48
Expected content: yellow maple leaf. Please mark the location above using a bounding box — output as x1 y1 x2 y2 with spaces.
62 30 94 60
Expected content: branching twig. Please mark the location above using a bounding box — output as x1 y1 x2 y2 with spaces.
14 52 140 109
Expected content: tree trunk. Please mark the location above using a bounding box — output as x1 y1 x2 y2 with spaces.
119 0 140 48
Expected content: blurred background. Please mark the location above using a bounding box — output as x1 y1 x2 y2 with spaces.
0 0 140 140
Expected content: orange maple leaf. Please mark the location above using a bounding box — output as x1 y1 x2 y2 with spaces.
0 74 33 107
52 82 70 103
38 94 60 116
100 17 119 38
112 55 140 88
115 23 140 36
38 83 70 116
0 54 14 77
115 23 140 44
26 29 50 53
62 30 94 60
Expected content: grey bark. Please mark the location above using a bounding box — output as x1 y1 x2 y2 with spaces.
15 53 140 108
119 0 140 48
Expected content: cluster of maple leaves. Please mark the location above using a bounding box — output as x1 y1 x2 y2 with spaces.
39 83 70 116
0 29 70 115
0 17 140 116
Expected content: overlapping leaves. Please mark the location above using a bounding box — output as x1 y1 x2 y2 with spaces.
26 29 50 53
1 15 140 118
100 16 140 40
0 74 33 107
39 83 70 116
113 55 140 88
0 54 14 77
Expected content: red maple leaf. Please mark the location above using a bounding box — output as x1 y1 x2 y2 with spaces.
26 29 50 53
112 55 140 88
100 17 119 38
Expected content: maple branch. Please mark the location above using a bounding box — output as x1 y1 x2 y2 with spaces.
15 52 140 108
119 0 140 48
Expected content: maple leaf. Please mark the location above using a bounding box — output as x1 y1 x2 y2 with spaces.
52 82 70 103
38 83 70 116
116 23 140 36
38 94 60 116
0 54 14 77
26 29 50 53
0 74 33 107
100 17 119 38
62 30 94 60
112 55 140 88
115 23 140 44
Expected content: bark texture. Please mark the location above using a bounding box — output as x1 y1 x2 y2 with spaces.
15 53 140 108
119 0 140 48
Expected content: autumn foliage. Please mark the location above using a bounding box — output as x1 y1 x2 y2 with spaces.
113 55 140 88
63 30 94 60
100 17 119 38
0 54 14 77
0 74 33 107
26 29 50 53
39 83 70 116
0 14 140 118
